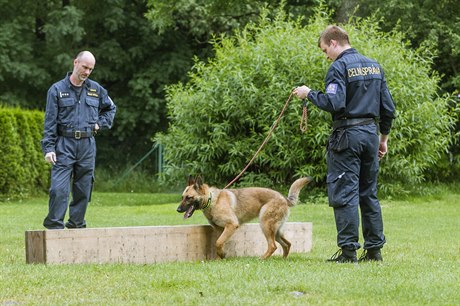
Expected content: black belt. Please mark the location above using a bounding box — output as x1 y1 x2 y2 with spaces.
58 130 95 139
333 118 375 130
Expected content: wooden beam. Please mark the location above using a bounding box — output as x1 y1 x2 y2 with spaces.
25 222 312 264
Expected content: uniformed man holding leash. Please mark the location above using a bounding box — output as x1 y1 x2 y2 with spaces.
294 25 396 263
41 51 116 229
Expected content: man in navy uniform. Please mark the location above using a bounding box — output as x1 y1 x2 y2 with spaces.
294 25 396 262
41 51 116 229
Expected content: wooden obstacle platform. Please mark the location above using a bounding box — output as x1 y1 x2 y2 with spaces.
25 222 312 264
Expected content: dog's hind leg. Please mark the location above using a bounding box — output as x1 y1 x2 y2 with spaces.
275 231 291 258
260 228 278 260
215 223 239 259
259 202 289 259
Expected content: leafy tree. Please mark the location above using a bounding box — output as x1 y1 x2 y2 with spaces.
1 0 457 182
0 1 51 108
350 0 460 180
145 0 319 37
0 0 201 167
156 9 455 194
353 0 460 92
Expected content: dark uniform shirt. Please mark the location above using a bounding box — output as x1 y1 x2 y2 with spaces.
307 48 396 135
41 72 116 154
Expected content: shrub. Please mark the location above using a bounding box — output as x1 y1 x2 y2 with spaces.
0 108 25 197
155 9 455 193
0 106 48 199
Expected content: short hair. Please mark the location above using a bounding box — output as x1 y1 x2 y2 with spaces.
318 25 350 47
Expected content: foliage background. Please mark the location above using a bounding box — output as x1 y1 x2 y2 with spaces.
0 0 458 195
354 0 460 91
156 8 455 193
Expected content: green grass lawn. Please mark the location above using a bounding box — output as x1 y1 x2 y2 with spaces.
1 187 459 305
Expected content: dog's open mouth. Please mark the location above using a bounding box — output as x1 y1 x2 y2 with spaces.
183 205 196 219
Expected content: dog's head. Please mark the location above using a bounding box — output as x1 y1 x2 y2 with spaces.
177 175 207 219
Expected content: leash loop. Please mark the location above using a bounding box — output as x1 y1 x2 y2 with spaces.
224 90 307 189
300 99 309 133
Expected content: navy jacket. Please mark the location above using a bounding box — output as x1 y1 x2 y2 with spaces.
307 48 396 135
41 73 117 154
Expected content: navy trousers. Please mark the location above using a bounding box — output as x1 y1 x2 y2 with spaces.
43 136 96 229
326 123 385 250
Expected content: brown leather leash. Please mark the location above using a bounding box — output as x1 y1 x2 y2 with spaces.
224 90 308 189
300 99 308 133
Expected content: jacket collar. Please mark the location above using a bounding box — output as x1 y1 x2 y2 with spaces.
64 72 91 89
335 48 357 61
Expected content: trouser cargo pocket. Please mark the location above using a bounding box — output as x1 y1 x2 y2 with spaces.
327 171 354 207
328 128 349 152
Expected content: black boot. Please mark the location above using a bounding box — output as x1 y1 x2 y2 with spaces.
327 248 357 263
359 248 383 262
65 221 86 229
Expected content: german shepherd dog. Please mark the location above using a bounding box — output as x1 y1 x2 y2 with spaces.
177 176 311 259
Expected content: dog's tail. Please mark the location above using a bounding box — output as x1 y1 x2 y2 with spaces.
287 177 312 206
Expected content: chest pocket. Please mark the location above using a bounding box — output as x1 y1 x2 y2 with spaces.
58 98 76 124
85 97 100 123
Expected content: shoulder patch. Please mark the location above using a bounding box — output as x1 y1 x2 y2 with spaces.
326 83 338 95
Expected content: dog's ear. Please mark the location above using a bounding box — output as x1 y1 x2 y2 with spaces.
187 175 195 186
195 175 203 188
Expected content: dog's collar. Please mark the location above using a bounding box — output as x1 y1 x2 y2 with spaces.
202 192 212 210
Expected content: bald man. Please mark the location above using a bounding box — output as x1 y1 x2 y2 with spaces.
41 51 117 229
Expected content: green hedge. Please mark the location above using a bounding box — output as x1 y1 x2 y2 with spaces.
0 106 49 199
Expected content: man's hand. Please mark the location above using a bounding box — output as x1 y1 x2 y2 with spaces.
293 85 311 99
45 152 57 165
378 134 389 160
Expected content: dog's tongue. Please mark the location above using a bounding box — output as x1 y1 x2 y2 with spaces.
184 206 195 219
